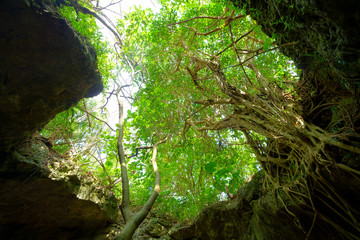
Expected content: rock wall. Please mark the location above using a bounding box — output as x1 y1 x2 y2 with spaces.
0 1 118 239
169 174 262 240
0 0 103 151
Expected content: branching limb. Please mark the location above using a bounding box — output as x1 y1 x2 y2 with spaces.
89 152 115 188
76 106 116 132
115 136 170 240
193 99 235 105
115 89 133 222
126 146 152 158
93 0 122 11
82 101 92 129
216 27 255 56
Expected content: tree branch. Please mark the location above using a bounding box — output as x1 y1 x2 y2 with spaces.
216 27 254 56
168 14 245 26
68 0 123 45
126 146 153 158
76 106 115 132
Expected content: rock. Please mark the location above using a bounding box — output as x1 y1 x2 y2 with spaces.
168 173 262 240
132 211 175 240
0 0 103 151
0 139 119 240
0 1 115 238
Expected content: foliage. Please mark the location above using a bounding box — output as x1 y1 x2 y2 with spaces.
41 98 122 190
40 0 360 237
117 0 360 235
117 0 297 220
43 0 266 222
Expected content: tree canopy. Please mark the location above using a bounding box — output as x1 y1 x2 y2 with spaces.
40 0 360 239
42 1 297 220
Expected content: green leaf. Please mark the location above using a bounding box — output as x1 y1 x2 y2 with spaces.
263 38 273 51
205 162 217 173
215 168 230 178
105 160 113 168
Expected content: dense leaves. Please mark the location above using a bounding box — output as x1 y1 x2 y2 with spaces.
38 1 360 238
43 0 297 222
117 0 297 219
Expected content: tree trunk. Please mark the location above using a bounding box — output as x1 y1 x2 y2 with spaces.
115 86 169 239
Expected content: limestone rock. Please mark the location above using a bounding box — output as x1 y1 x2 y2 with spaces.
133 212 175 240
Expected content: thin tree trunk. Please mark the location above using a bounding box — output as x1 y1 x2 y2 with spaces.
115 142 165 240
115 87 169 240
116 88 133 221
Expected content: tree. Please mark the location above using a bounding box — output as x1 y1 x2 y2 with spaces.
43 0 360 238
43 1 171 239
118 0 291 201
113 82 170 239
117 0 360 236
46 0 266 233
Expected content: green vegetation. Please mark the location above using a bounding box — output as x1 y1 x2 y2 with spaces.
41 0 309 239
